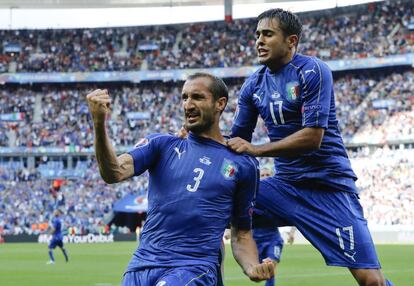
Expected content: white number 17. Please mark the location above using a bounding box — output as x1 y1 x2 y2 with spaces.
270 101 285 125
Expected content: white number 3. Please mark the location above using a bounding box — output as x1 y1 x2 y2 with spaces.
186 168 204 192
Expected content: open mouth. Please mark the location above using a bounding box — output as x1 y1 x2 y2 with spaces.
186 114 200 123
257 48 269 57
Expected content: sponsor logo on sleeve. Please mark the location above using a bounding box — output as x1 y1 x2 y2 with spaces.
302 104 322 113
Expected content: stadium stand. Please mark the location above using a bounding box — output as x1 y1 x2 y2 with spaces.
0 0 413 72
1 0 413 235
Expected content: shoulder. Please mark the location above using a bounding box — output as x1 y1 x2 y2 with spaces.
231 152 259 173
289 54 332 89
290 54 330 73
242 66 267 90
241 154 259 169
133 133 181 148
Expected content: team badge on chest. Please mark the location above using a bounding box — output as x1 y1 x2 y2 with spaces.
286 81 300 102
221 159 237 180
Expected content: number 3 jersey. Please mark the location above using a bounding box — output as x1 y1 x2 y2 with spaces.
126 132 259 271
231 53 358 193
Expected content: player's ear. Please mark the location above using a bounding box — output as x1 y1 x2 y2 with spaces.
216 97 227 113
287 34 298 49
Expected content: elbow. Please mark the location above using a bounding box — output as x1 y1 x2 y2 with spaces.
304 128 324 151
310 138 322 151
302 136 322 153
102 177 117 185
101 176 116 185
100 171 123 184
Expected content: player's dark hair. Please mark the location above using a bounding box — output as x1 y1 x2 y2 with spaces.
257 8 302 46
186 72 228 102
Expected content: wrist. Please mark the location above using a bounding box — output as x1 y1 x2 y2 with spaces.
252 145 263 157
243 263 256 276
93 117 106 128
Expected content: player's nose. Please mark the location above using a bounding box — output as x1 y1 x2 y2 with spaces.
184 98 196 110
256 34 265 46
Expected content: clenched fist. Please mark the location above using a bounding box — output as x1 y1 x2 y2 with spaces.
245 258 275 282
86 89 112 123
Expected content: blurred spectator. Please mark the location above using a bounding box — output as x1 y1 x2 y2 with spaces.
352 147 414 226
2 70 414 148
0 0 413 72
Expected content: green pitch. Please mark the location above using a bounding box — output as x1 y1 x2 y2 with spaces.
0 243 412 286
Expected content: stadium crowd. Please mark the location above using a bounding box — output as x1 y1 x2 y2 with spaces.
1 0 413 236
0 162 149 235
1 70 414 149
0 70 413 235
0 0 413 73
352 147 414 226
1 146 412 235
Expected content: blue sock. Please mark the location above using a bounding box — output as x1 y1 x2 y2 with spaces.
62 248 69 262
385 279 393 286
265 277 275 286
48 250 54 262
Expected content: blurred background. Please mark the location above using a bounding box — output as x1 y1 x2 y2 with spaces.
0 0 413 266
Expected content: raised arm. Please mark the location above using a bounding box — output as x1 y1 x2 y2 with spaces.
87 89 134 184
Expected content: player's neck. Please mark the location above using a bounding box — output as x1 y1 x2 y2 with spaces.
194 125 226 145
268 50 296 73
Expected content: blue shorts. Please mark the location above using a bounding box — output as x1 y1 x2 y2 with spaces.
122 265 217 286
253 228 284 262
48 237 63 249
254 177 381 269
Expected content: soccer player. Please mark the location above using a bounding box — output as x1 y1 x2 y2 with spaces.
227 8 393 286
87 73 274 286
46 209 69 264
221 167 295 286
252 167 285 286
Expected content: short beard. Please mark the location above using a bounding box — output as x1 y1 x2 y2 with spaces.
184 114 215 134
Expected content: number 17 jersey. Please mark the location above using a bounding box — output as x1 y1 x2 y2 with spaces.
126 132 259 271
232 53 357 192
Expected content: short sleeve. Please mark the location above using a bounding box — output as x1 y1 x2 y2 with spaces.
128 134 161 176
301 59 333 129
231 78 259 142
231 156 259 230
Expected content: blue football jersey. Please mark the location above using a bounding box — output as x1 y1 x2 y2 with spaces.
126 133 259 271
252 228 283 245
231 54 357 192
52 217 63 240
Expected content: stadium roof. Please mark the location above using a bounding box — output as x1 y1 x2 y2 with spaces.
0 0 384 29
0 0 321 9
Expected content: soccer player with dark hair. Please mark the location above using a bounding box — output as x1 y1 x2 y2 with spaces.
252 167 290 286
228 8 393 286
46 209 69 264
87 72 274 286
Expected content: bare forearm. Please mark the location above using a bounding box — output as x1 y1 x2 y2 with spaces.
93 121 123 184
228 127 324 158
87 89 134 184
254 127 324 157
231 228 259 274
